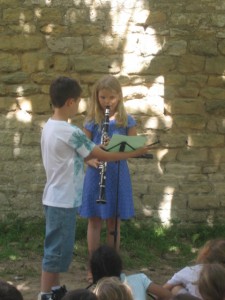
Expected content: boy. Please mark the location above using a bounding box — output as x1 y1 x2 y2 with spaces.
39 76 148 300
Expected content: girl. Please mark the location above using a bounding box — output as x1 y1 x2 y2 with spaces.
79 75 138 282
163 239 225 299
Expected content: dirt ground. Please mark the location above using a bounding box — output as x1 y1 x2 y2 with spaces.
0 256 178 300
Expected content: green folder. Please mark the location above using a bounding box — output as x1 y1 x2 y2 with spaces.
105 134 147 152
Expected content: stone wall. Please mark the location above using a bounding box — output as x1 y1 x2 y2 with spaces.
1 0 225 225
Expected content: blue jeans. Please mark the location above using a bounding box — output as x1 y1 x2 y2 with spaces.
42 205 77 273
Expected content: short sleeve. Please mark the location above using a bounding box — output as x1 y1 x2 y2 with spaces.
139 273 152 290
68 127 95 158
166 267 189 285
84 121 95 132
127 114 136 128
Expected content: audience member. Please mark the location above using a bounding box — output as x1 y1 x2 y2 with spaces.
163 238 225 298
94 277 133 300
61 288 97 300
0 279 23 300
198 263 225 300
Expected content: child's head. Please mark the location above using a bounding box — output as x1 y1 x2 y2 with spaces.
94 276 133 300
0 279 23 300
88 75 127 126
61 289 97 300
196 238 225 264
50 76 82 108
198 263 225 300
90 245 123 284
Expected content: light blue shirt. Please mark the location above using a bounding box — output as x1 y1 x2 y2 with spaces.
120 273 152 300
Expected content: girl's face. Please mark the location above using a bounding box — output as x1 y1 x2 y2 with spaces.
98 88 120 116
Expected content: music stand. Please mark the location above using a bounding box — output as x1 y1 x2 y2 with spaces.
106 135 155 248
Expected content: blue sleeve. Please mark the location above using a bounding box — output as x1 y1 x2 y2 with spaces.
127 114 136 128
84 121 95 132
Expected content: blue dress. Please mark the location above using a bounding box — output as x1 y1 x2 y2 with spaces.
79 115 135 220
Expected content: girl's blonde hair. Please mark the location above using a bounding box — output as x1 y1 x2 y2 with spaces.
196 239 225 264
86 75 128 127
93 277 133 300
198 263 225 300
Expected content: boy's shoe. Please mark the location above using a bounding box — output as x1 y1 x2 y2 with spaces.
38 286 67 300
51 285 67 300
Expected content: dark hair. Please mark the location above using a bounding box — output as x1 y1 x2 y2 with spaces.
90 245 123 283
49 76 82 108
0 279 23 300
61 289 97 300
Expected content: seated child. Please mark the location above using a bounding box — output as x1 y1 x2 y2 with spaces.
0 279 23 300
163 239 225 298
61 289 97 300
94 276 133 300
198 263 225 300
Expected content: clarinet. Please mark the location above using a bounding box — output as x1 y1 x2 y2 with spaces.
96 106 110 204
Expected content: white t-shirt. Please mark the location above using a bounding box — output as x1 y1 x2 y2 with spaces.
41 119 95 208
166 264 203 298
120 273 152 300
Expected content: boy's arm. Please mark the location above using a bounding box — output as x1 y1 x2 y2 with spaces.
86 144 149 162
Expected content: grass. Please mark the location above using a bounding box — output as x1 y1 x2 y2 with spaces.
1 216 225 276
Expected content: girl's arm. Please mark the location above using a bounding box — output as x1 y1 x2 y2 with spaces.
163 283 175 290
127 126 137 136
147 283 172 300
163 283 186 295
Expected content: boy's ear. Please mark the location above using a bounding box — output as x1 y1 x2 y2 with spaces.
66 98 74 106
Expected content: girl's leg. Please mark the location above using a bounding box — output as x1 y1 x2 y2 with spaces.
106 217 120 251
87 217 102 280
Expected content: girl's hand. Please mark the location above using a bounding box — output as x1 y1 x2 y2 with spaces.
86 158 100 168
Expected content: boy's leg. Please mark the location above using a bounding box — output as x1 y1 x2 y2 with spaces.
106 217 120 251
40 271 60 293
39 206 76 299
